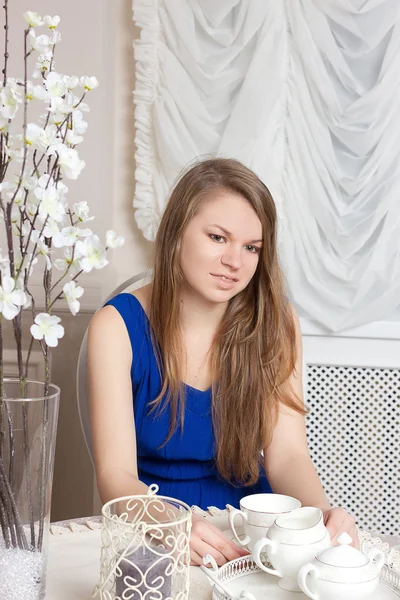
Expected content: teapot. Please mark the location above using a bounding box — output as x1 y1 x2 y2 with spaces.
297 532 385 600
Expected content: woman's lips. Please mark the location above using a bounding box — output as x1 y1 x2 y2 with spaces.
211 274 237 289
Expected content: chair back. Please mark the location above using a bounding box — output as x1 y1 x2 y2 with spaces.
76 269 153 463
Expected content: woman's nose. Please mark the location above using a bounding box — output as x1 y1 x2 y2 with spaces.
221 247 243 270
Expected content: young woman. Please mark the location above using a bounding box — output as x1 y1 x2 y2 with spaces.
88 158 357 566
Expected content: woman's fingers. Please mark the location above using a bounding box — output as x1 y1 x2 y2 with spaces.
323 507 358 547
190 517 249 566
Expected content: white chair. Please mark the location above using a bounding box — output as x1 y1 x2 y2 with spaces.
76 269 153 464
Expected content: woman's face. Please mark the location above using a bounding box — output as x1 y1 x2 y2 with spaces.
179 191 263 305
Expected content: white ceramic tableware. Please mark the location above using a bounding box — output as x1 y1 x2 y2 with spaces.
252 506 331 592
228 493 301 551
297 531 385 600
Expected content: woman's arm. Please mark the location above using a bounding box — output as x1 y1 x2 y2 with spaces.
264 307 358 545
88 305 148 502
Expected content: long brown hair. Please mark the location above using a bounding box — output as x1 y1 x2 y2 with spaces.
149 157 304 486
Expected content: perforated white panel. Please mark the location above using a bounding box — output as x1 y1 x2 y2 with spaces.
306 364 400 537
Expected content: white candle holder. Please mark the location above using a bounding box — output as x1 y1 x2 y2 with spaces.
93 484 192 600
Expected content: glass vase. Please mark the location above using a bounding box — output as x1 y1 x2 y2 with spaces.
0 378 60 600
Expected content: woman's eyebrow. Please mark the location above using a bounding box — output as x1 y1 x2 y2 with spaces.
209 223 263 244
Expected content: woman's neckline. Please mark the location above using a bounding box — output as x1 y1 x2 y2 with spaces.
128 293 212 394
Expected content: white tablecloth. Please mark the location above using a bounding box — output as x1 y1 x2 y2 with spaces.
46 510 400 600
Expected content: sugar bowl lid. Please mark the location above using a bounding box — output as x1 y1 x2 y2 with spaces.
318 533 367 567
314 532 385 583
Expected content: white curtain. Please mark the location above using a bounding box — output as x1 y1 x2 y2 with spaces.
132 0 400 332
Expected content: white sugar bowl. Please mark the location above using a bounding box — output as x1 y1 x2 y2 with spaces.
297 532 385 600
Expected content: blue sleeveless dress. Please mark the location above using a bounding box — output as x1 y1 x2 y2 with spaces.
104 293 272 509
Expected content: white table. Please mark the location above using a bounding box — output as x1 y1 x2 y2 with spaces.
46 511 400 600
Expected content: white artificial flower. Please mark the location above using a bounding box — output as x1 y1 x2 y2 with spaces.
50 31 62 45
33 54 51 78
63 281 84 315
41 218 60 239
106 230 124 249
45 72 67 98
26 123 59 152
21 175 39 191
0 276 27 320
52 226 77 248
73 201 93 223
71 110 88 135
0 251 10 277
26 81 49 101
5 146 25 163
16 277 32 309
0 116 8 132
53 247 80 276
23 11 43 27
64 76 79 91
80 76 99 91
66 129 83 146
31 231 52 269
29 30 52 55
30 313 64 347
47 144 85 180
75 235 108 273
53 225 92 248
43 15 60 29
0 85 22 119
34 176 65 222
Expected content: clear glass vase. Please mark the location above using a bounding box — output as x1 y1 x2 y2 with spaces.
0 378 60 600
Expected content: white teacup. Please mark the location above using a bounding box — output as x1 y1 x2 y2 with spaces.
228 493 301 551
252 507 331 592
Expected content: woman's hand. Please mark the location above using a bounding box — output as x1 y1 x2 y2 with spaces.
190 514 249 566
322 507 359 548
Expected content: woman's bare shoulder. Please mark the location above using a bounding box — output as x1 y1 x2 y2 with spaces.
130 282 152 317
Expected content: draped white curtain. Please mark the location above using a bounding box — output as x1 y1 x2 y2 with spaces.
132 0 400 332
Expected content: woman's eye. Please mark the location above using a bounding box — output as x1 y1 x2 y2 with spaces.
209 234 225 243
246 245 260 254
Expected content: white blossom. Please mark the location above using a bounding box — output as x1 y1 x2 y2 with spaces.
33 54 52 78
34 176 65 222
75 235 108 272
26 123 60 152
41 218 60 239
66 129 83 146
106 230 124 249
72 110 88 135
0 276 27 320
16 277 32 309
63 281 84 315
0 116 8 132
31 230 52 269
45 72 67 98
53 248 80 276
43 15 60 29
29 30 52 55
64 76 79 91
25 81 49 102
0 84 22 119
30 313 64 347
80 76 99 91
73 201 93 223
23 12 43 27
47 143 85 180
0 251 10 277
